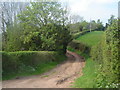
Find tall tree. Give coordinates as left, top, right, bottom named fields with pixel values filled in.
left=70, top=15, right=83, bottom=24
left=8, top=2, right=72, bottom=52
left=0, top=2, right=29, bottom=50
left=96, top=19, right=104, bottom=31
left=18, top=2, right=68, bottom=27
left=108, top=15, right=115, bottom=25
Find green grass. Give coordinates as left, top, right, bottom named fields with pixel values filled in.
left=68, top=31, right=104, bottom=88
left=76, top=31, right=104, bottom=47
left=67, top=47, right=89, bottom=59
left=72, top=58, right=97, bottom=88
left=72, top=56, right=97, bottom=88
left=3, top=55, right=66, bottom=80
left=68, top=48, right=97, bottom=88
left=73, top=59, right=97, bottom=88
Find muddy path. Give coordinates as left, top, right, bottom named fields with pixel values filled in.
left=2, top=50, right=85, bottom=88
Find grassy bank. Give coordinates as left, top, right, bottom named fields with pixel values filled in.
left=74, top=57, right=96, bottom=88
left=68, top=47, right=97, bottom=88
left=76, top=31, right=104, bottom=47
left=68, top=31, right=104, bottom=88
left=2, top=51, right=66, bottom=80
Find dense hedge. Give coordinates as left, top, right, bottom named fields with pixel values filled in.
left=69, top=30, right=101, bottom=55
left=91, top=20, right=120, bottom=88
left=68, top=30, right=94, bottom=55
left=68, top=40, right=90, bottom=55
left=72, top=30, right=97, bottom=39
left=91, top=41, right=104, bottom=64
left=1, top=51, right=65, bottom=77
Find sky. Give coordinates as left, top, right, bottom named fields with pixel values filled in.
left=61, top=0, right=119, bottom=25
left=0, top=0, right=119, bottom=25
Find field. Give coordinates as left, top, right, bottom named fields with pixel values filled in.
left=76, top=31, right=104, bottom=46
left=69, top=31, right=104, bottom=88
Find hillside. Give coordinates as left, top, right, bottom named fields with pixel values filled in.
left=69, top=31, right=104, bottom=88
left=76, top=31, right=104, bottom=47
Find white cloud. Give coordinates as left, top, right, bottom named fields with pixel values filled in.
left=69, top=0, right=93, bottom=13
left=68, top=0, right=118, bottom=12
left=95, top=0, right=118, bottom=3
left=70, top=0, right=89, bottom=12
left=67, top=0, right=118, bottom=24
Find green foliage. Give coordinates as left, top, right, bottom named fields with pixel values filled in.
left=91, top=20, right=120, bottom=88
left=19, top=24, right=71, bottom=52
left=18, top=2, right=67, bottom=26
left=22, top=31, right=42, bottom=51
left=68, top=40, right=90, bottom=55
left=96, top=19, right=104, bottom=31
left=67, top=47, right=97, bottom=88
left=79, top=21, right=89, bottom=31
left=2, top=51, right=66, bottom=80
left=68, top=31, right=105, bottom=88
left=5, top=23, right=24, bottom=51
left=90, top=41, right=104, bottom=64
left=108, top=15, right=115, bottom=25
left=72, top=58, right=97, bottom=88
left=72, top=30, right=90, bottom=39
left=40, top=24, right=71, bottom=52
left=68, top=22, right=87, bottom=34
left=68, top=21, right=89, bottom=33
left=3, top=2, right=71, bottom=52
left=72, top=32, right=82, bottom=39
left=68, top=31, right=104, bottom=57
left=68, top=19, right=104, bottom=35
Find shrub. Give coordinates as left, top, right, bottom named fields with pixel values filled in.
left=90, top=41, right=104, bottom=64
left=1, top=51, right=66, bottom=78
left=91, top=20, right=120, bottom=88
left=68, top=40, right=90, bottom=55
left=72, top=30, right=98, bottom=39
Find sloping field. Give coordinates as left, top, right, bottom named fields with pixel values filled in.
left=71, top=31, right=104, bottom=88
left=76, top=31, right=104, bottom=47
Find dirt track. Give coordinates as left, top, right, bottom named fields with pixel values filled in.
left=2, top=50, right=85, bottom=88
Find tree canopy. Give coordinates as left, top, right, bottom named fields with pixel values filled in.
left=4, top=2, right=72, bottom=53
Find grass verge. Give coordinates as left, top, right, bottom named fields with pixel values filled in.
left=67, top=31, right=104, bottom=88
left=68, top=46, right=97, bottom=88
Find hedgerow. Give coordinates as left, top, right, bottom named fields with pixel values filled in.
left=72, top=30, right=96, bottom=39
left=68, top=40, right=90, bottom=55
left=1, top=51, right=66, bottom=79
left=91, top=20, right=120, bottom=88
